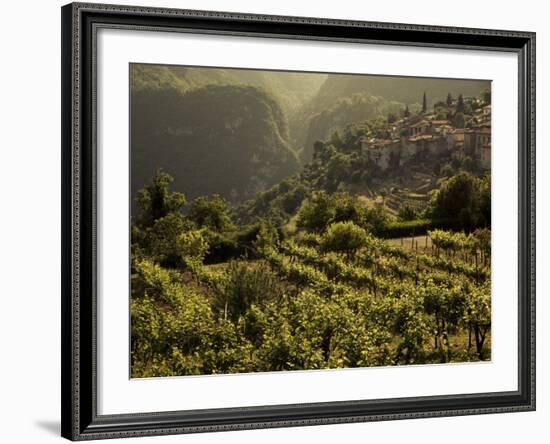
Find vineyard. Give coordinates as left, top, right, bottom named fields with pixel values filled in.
left=130, top=86, right=492, bottom=377
left=131, top=201, right=491, bottom=377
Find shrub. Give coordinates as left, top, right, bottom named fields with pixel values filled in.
left=177, top=229, right=209, bottom=266
left=398, top=204, right=418, bottom=221
left=297, top=191, right=338, bottom=232
left=136, top=169, right=186, bottom=227
left=187, top=194, right=232, bottom=231
left=143, top=213, right=192, bottom=266
left=201, top=229, right=242, bottom=263
left=321, top=221, right=369, bottom=255
left=253, top=220, right=280, bottom=257
left=376, top=218, right=456, bottom=239
left=218, top=261, right=281, bottom=322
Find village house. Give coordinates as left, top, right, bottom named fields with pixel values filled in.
left=464, top=123, right=491, bottom=161
left=359, top=106, right=491, bottom=171
left=409, top=120, right=431, bottom=136
left=359, top=137, right=400, bottom=169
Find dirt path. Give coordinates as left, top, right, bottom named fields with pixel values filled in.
left=387, top=234, right=433, bottom=253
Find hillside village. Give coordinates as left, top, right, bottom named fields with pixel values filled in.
left=360, top=94, right=491, bottom=171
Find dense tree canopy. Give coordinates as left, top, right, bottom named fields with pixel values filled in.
left=427, top=171, right=490, bottom=229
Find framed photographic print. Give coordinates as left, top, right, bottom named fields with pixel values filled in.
left=61, top=2, right=536, bottom=440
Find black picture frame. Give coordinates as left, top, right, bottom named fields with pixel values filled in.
left=61, top=2, right=536, bottom=440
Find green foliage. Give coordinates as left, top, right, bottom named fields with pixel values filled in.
left=398, top=204, right=418, bottom=221
left=136, top=168, right=186, bottom=227
left=456, top=94, right=465, bottom=113
left=132, top=213, right=492, bottom=375
left=377, top=218, right=453, bottom=239
left=187, top=194, right=233, bottom=231
left=422, top=92, right=427, bottom=113
left=253, top=220, right=280, bottom=257
left=427, top=171, right=489, bottom=230
left=132, top=171, right=193, bottom=265
left=216, top=261, right=282, bottom=322
left=307, top=74, right=487, bottom=122
left=132, top=84, right=299, bottom=209
left=130, top=83, right=493, bottom=377
left=142, top=213, right=192, bottom=266
left=301, top=93, right=403, bottom=161
left=473, top=228, right=491, bottom=258
left=453, top=111, right=465, bottom=128
left=200, top=229, right=242, bottom=263
left=393, top=293, right=431, bottom=364
left=464, top=282, right=491, bottom=359
left=429, top=229, right=473, bottom=252
left=178, top=230, right=209, bottom=266
left=297, top=192, right=338, bottom=233
left=296, top=192, right=386, bottom=234
left=131, top=259, right=218, bottom=376
left=321, top=221, right=369, bottom=255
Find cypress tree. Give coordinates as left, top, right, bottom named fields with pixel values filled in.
left=456, top=94, right=465, bottom=113
left=422, top=92, right=427, bottom=113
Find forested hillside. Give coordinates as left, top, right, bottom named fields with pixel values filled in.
left=131, top=64, right=326, bottom=113
left=308, top=74, right=489, bottom=112
left=131, top=64, right=325, bottom=142
left=130, top=65, right=330, bottom=211
left=300, top=93, right=403, bottom=161
left=131, top=84, right=300, bottom=209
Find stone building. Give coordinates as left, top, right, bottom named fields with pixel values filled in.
left=360, top=137, right=400, bottom=169
left=359, top=110, right=491, bottom=171
left=464, top=124, right=491, bottom=160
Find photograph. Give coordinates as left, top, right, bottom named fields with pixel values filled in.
left=57, top=1, right=537, bottom=440
left=129, top=64, right=493, bottom=378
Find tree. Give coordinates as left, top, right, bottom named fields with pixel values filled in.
left=325, top=152, right=352, bottom=192
left=297, top=192, right=338, bottom=233
left=456, top=94, right=465, bottom=113
left=363, top=204, right=388, bottom=234
left=320, top=221, right=369, bottom=256
left=398, top=205, right=418, bottom=221
left=387, top=112, right=398, bottom=124
left=403, top=105, right=410, bottom=118
left=297, top=192, right=373, bottom=233
left=482, top=88, right=491, bottom=105
left=177, top=229, right=209, bottom=266
left=253, top=220, right=280, bottom=257
left=453, top=112, right=465, bottom=129
left=446, top=92, right=453, bottom=107
left=136, top=169, right=186, bottom=227
left=187, top=194, right=232, bottom=231
left=423, top=280, right=467, bottom=363
left=478, top=173, right=491, bottom=227
left=219, top=261, right=281, bottom=322
left=145, top=213, right=191, bottom=266
left=428, top=171, right=483, bottom=229
left=422, top=92, right=427, bottom=114
left=464, top=283, right=491, bottom=359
